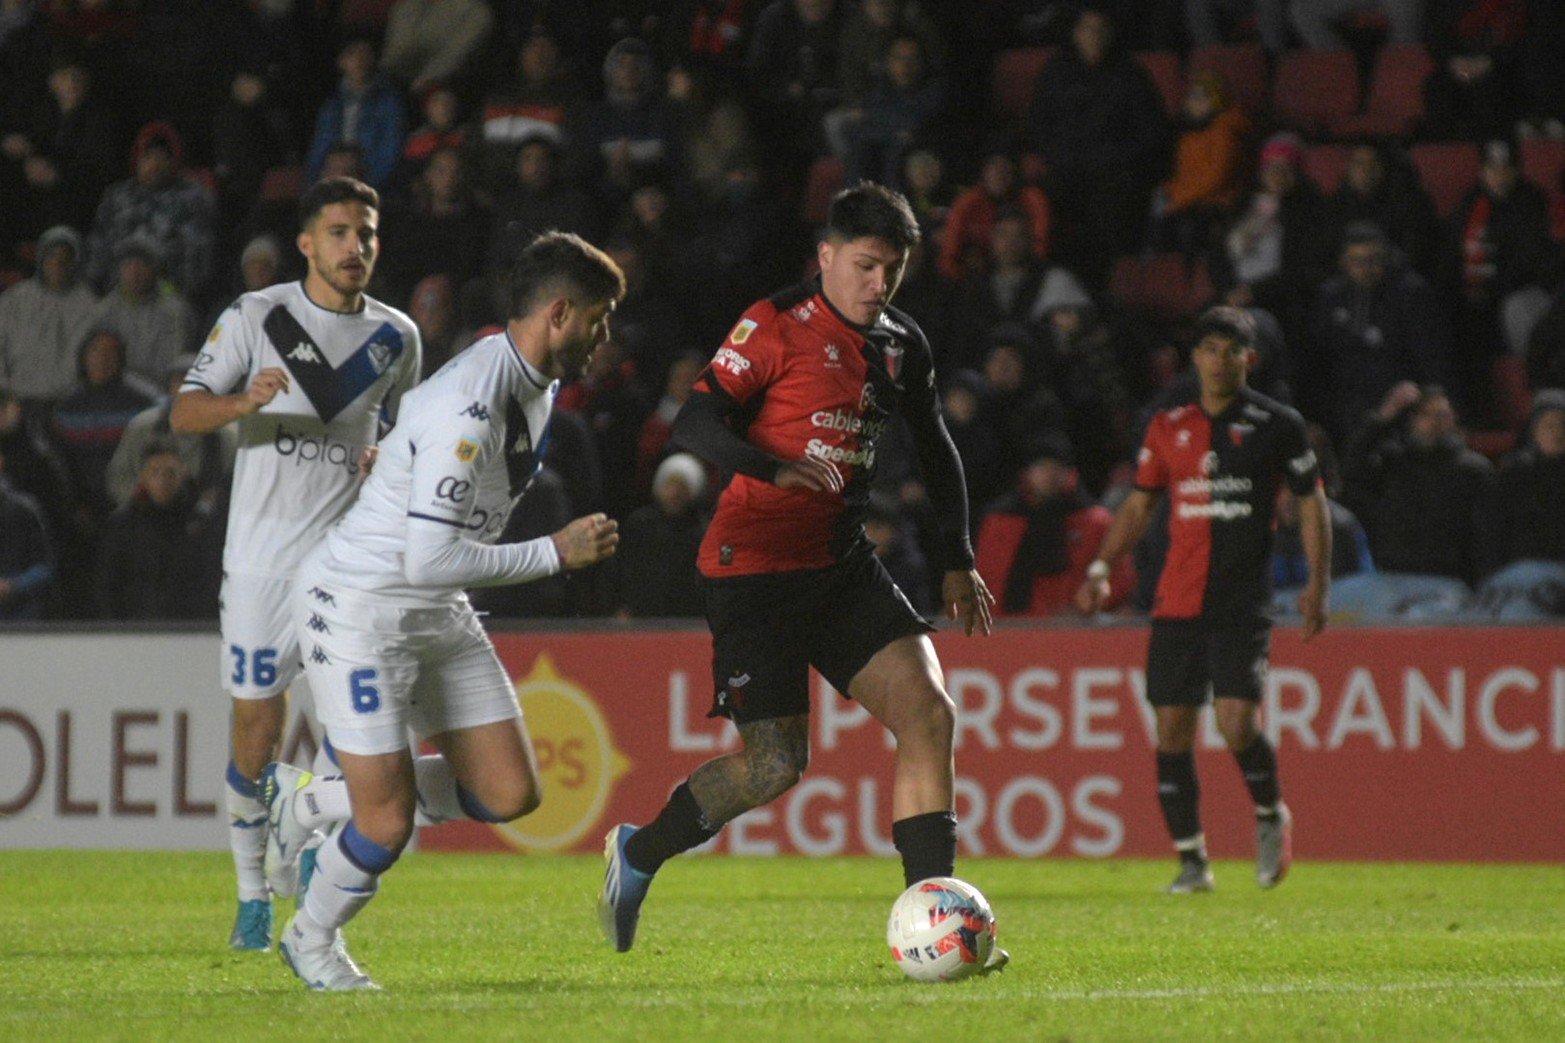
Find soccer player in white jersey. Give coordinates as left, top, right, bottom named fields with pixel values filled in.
left=260, top=232, right=624, bottom=991
left=170, top=177, right=422, bottom=952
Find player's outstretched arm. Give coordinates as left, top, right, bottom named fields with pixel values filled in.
left=551, top=513, right=619, bottom=569
left=170, top=368, right=290, bottom=434
left=1076, top=488, right=1158, bottom=614
left=942, top=569, right=995, bottom=637
left=1295, top=485, right=1332, bottom=640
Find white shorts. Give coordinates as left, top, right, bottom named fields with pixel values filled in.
left=293, top=583, right=521, bottom=756
left=220, top=573, right=304, bottom=700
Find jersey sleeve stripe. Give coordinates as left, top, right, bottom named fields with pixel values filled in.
left=180, top=379, right=217, bottom=393
left=407, top=511, right=467, bottom=528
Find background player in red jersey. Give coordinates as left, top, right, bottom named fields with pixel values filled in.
left=597, top=182, right=999, bottom=960
left=1077, top=306, right=1331, bottom=894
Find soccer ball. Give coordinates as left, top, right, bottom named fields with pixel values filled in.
left=886, top=876, right=997, bottom=983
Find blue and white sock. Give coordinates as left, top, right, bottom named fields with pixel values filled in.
left=225, top=762, right=269, bottom=901
left=296, top=822, right=401, bottom=940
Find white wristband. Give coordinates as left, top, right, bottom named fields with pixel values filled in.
left=1086, top=560, right=1110, bottom=582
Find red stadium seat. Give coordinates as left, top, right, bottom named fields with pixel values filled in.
left=1330, top=43, right=1433, bottom=139
left=259, top=165, right=305, bottom=202
left=1188, top=43, right=1268, bottom=116
left=1272, top=49, right=1359, bottom=135
left=1303, top=143, right=1353, bottom=194
left=1409, top=141, right=1480, bottom=219
left=802, top=155, right=844, bottom=227
left=1520, top=138, right=1564, bottom=194
left=990, top=47, right=1055, bottom=123
left=1135, top=51, right=1185, bottom=118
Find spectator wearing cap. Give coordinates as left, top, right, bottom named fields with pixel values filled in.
left=612, top=451, right=710, bottom=619
left=568, top=38, right=684, bottom=203
left=89, top=234, right=196, bottom=394
left=105, top=354, right=237, bottom=510
left=238, top=234, right=283, bottom=292
left=938, top=149, right=1052, bottom=283
left=305, top=38, right=405, bottom=189
left=1497, top=388, right=1565, bottom=566
left=96, top=438, right=217, bottom=620
left=1301, top=221, right=1449, bottom=449
left=974, top=433, right=1133, bottom=617
left=1151, top=70, right=1250, bottom=257
left=0, top=224, right=97, bottom=404
left=84, top=122, right=216, bottom=298
left=381, top=0, right=494, bottom=96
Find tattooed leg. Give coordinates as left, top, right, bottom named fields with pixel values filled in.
left=687, top=715, right=811, bottom=827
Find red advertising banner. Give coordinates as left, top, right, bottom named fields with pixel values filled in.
left=420, top=624, right=1565, bottom=862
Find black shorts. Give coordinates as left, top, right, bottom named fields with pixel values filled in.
left=1145, top=616, right=1272, bottom=707
left=702, top=551, right=934, bottom=725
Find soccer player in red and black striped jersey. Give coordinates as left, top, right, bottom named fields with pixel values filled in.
left=1078, top=306, right=1331, bottom=894
left=597, top=183, right=999, bottom=958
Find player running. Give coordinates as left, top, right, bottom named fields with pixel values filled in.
left=262, top=232, right=623, bottom=990
left=171, top=177, right=421, bottom=951
left=1077, top=305, right=1331, bottom=893
left=597, top=182, right=1000, bottom=963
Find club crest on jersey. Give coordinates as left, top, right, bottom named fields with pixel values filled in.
left=730, top=318, right=757, bottom=344
left=1200, top=450, right=1219, bottom=475
left=455, top=438, right=479, bottom=463
left=1229, top=422, right=1254, bottom=446
left=367, top=339, right=394, bottom=375
left=881, top=344, right=903, bottom=381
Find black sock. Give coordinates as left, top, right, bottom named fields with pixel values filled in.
left=623, top=782, right=719, bottom=875
left=892, top=810, right=957, bottom=888
left=1156, top=751, right=1203, bottom=851
left=1234, top=735, right=1281, bottom=812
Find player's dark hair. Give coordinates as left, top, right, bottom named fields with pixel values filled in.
left=1194, top=305, right=1257, bottom=349
left=826, top=181, right=921, bottom=252
left=298, top=177, right=379, bottom=230
left=506, top=231, right=626, bottom=318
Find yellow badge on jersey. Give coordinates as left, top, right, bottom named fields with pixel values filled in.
left=207, top=324, right=222, bottom=343
left=730, top=318, right=758, bottom=345
left=455, top=439, right=479, bottom=463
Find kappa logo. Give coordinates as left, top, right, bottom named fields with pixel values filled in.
left=310, top=647, right=330, bottom=665
left=461, top=402, right=490, bottom=422
left=288, top=342, right=324, bottom=364
left=308, top=586, right=336, bottom=606
left=823, top=343, right=842, bottom=368
left=306, top=613, right=329, bottom=633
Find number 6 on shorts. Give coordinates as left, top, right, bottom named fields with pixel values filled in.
left=350, top=668, right=381, bottom=714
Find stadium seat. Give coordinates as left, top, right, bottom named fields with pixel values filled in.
left=1188, top=43, right=1267, bottom=116
left=1134, top=51, right=1184, bottom=118
left=1107, top=253, right=1214, bottom=322
left=1409, top=141, right=1480, bottom=219
left=1303, top=143, right=1352, bottom=194
left=1272, top=49, right=1359, bottom=135
left=1520, top=138, right=1564, bottom=194
left=990, top=46, right=1054, bottom=123
left=1329, top=43, right=1433, bottom=139
left=259, top=165, right=305, bottom=202
left=802, top=155, right=844, bottom=227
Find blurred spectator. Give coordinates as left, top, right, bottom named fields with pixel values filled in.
left=901, top=148, right=953, bottom=235
left=379, top=146, right=488, bottom=305
left=1424, top=0, right=1533, bottom=140
left=683, top=155, right=784, bottom=336
left=1218, top=131, right=1332, bottom=336
left=609, top=236, right=695, bottom=399
left=1027, top=6, right=1168, bottom=286
left=863, top=489, right=934, bottom=614
left=978, top=328, right=1066, bottom=482
left=477, top=27, right=578, bottom=193
left=1273, top=421, right=1375, bottom=587
left=669, top=0, right=753, bottom=69
left=408, top=274, right=461, bottom=377
left=381, top=0, right=494, bottom=96
left=211, top=68, right=291, bottom=226
left=305, top=38, right=405, bottom=189
left=89, top=234, right=196, bottom=394
left=394, top=82, right=470, bottom=192
left=1343, top=382, right=1499, bottom=586
left=1439, top=138, right=1555, bottom=423
left=569, top=37, right=683, bottom=202
left=636, top=351, right=705, bottom=496
left=317, top=141, right=368, bottom=182
left=238, top=233, right=283, bottom=292
left=841, top=33, right=945, bottom=187
left=0, top=57, right=122, bottom=243
left=1497, top=388, right=1565, bottom=565
left=96, top=438, right=216, bottom=619
left=938, top=149, right=1051, bottom=282
left=1322, top=142, right=1438, bottom=278
left=973, top=433, right=1131, bottom=617
left=938, top=370, right=1006, bottom=516
left=613, top=451, right=708, bottom=618
left=1150, top=71, right=1250, bottom=257
left=745, top=0, right=847, bottom=162
left=1528, top=276, right=1565, bottom=389
left=0, top=224, right=96, bottom=403
left=49, top=327, right=154, bottom=519
left=1290, top=0, right=1420, bottom=49
left=1301, top=221, right=1449, bottom=448
left=0, top=437, right=55, bottom=619
left=85, top=122, right=216, bottom=298
left=105, top=355, right=237, bottom=510
left=488, top=135, right=604, bottom=275
left=0, top=384, right=75, bottom=539
left=555, top=336, right=650, bottom=519
left=1185, top=0, right=1291, bottom=53
left=667, top=60, right=755, bottom=207
left=951, top=209, right=1051, bottom=369
left=833, top=0, right=944, bottom=123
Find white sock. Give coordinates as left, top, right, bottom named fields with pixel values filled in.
left=225, top=778, right=269, bottom=901
left=413, top=755, right=465, bottom=824
left=296, top=775, right=353, bottom=830
left=298, top=833, right=381, bottom=937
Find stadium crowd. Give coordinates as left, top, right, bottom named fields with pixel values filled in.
left=2, top=0, right=1564, bottom=624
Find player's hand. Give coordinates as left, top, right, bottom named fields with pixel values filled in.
left=774, top=454, right=843, bottom=495
left=1298, top=585, right=1328, bottom=641
left=358, top=446, right=378, bottom=477
left=240, top=367, right=290, bottom=414
left=552, top=513, right=618, bottom=569
left=1076, top=574, right=1111, bottom=615
left=943, top=570, right=994, bottom=637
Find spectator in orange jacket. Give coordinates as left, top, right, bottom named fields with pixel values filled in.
left=1151, top=70, right=1250, bottom=256
left=938, top=149, right=1051, bottom=282
left=974, top=433, right=1132, bottom=617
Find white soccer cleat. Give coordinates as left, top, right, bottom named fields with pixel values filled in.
left=278, top=915, right=379, bottom=992
left=1256, top=803, right=1294, bottom=889
left=260, top=762, right=319, bottom=899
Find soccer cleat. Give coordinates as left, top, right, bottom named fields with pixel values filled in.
left=1256, top=803, right=1294, bottom=889
left=260, top=762, right=319, bottom=899
left=1165, top=861, right=1215, bottom=894
left=278, top=915, right=379, bottom=991
left=228, top=898, right=273, bottom=951
left=981, top=946, right=1010, bottom=975
left=598, top=824, right=653, bottom=952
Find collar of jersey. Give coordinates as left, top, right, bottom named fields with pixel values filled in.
left=808, top=278, right=871, bottom=342
left=504, top=326, right=553, bottom=393
left=296, top=279, right=369, bottom=316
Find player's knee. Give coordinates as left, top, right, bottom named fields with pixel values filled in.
left=895, top=688, right=955, bottom=751
left=743, top=746, right=806, bottom=805
left=353, top=805, right=415, bottom=853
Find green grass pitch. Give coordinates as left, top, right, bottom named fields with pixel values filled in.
left=3, top=851, right=1564, bottom=1041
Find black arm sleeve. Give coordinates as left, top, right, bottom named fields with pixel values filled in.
left=891, top=320, right=974, bottom=571
left=670, top=381, right=781, bottom=483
